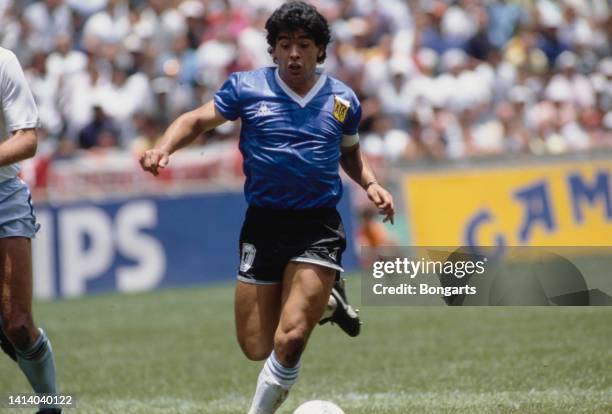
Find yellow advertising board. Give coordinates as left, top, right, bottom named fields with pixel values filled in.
left=404, top=160, right=612, bottom=246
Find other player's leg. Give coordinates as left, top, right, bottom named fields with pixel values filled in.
left=248, top=262, right=335, bottom=414
left=319, top=274, right=361, bottom=337
left=0, top=237, right=60, bottom=413
left=0, top=313, right=17, bottom=361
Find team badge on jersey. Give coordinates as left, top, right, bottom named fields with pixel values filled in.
left=332, top=96, right=350, bottom=123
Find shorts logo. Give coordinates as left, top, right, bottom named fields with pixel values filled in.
left=333, top=96, right=350, bottom=123
left=240, top=243, right=256, bottom=272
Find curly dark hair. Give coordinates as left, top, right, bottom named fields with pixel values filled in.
left=265, top=1, right=331, bottom=64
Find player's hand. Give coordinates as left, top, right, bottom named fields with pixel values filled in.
left=139, top=148, right=170, bottom=176
left=366, top=183, right=395, bottom=224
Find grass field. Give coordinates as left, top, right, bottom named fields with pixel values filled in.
left=0, top=277, right=610, bottom=414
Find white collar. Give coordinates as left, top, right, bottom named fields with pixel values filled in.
left=274, top=68, right=327, bottom=108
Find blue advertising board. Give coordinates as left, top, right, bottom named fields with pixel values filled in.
left=32, top=190, right=358, bottom=299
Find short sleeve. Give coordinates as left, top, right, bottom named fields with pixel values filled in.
left=214, top=72, right=241, bottom=121
left=342, top=94, right=362, bottom=135
left=1, top=51, right=39, bottom=132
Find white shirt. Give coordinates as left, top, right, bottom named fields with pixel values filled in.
left=23, top=2, right=72, bottom=52
left=83, top=6, right=131, bottom=45
left=0, top=47, right=40, bottom=181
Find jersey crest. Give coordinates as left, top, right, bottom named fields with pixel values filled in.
left=333, top=96, right=350, bottom=123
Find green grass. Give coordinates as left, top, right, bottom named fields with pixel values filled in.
left=1, top=277, right=610, bottom=413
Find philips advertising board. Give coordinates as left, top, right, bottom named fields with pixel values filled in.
left=32, top=190, right=358, bottom=299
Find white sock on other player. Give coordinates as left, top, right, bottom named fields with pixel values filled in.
left=16, top=328, right=59, bottom=410
left=248, top=350, right=300, bottom=414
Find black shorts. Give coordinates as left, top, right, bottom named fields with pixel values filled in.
left=237, top=206, right=346, bottom=284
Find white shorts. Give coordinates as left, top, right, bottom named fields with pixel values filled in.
left=0, top=177, right=39, bottom=239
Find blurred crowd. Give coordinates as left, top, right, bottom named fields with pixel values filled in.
left=0, top=0, right=611, bottom=165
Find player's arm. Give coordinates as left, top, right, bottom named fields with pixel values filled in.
left=0, top=128, right=38, bottom=167
left=139, top=100, right=227, bottom=176
left=0, top=51, right=39, bottom=166
left=340, top=143, right=395, bottom=224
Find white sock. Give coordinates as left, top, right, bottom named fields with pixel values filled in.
left=16, top=328, right=59, bottom=409
left=248, top=350, right=300, bottom=414
left=320, top=295, right=337, bottom=321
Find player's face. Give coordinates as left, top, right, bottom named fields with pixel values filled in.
left=273, top=30, right=323, bottom=88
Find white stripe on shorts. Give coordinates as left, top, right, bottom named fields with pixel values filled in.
left=236, top=275, right=281, bottom=285
left=289, top=257, right=344, bottom=272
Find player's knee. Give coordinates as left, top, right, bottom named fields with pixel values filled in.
left=3, top=313, right=35, bottom=350
left=237, top=335, right=273, bottom=361
left=274, top=326, right=308, bottom=365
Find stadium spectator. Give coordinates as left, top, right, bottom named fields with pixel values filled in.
left=23, top=0, right=72, bottom=53
left=487, top=0, right=521, bottom=49
left=46, top=33, right=86, bottom=80
left=78, top=101, right=121, bottom=149
left=466, top=6, right=496, bottom=61
left=377, top=56, right=414, bottom=130
left=421, top=1, right=465, bottom=54
left=25, top=51, right=63, bottom=139
left=130, top=112, right=162, bottom=155
left=82, top=0, right=131, bottom=52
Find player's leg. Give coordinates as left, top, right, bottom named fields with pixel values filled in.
left=234, top=281, right=281, bottom=361
left=319, top=274, right=361, bottom=337
left=0, top=313, right=18, bottom=361
left=275, top=262, right=334, bottom=366
left=0, top=238, right=38, bottom=348
left=235, top=205, right=287, bottom=360
left=248, top=262, right=335, bottom=414
left=0, top=237, right=60, bottom=412
left=291, top=207, right=361, bottom=337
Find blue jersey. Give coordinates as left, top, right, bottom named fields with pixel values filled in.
left=214, top=67, right=361, bottom=209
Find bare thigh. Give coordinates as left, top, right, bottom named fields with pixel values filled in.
left=0, top=237, right=38, bottom=349
left=273, top=262, right=335, bottom=367
left=234, top=281, right=282, bottom=361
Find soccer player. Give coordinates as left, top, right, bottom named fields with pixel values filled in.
left=140, top=2, right=394, bottom=413
left=0, top=47, right=61, bottom=414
